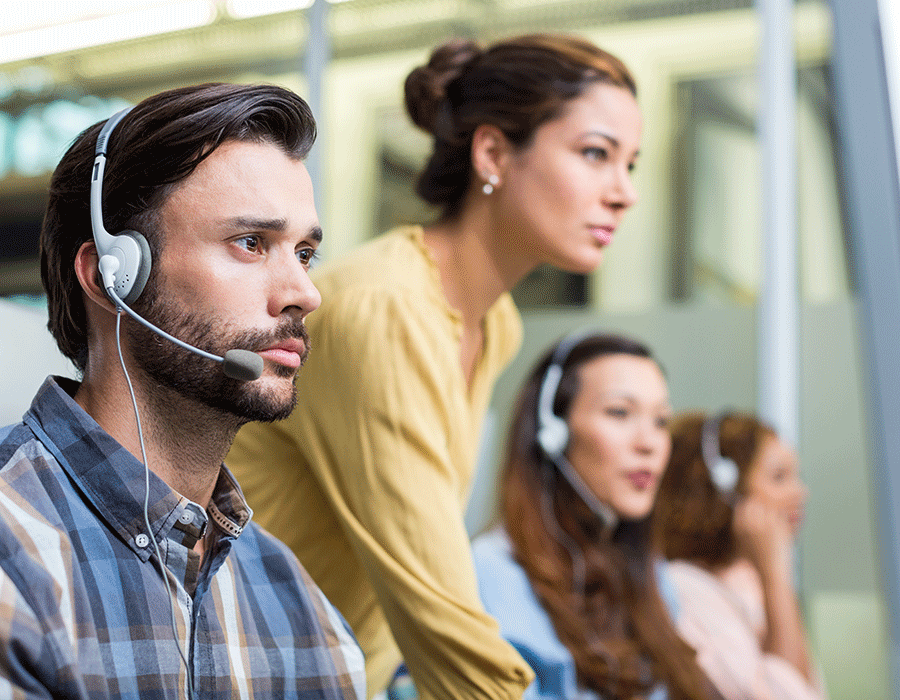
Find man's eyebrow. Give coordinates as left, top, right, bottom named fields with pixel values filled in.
left=222, top=218, right=322, bottom=243
left=223, top=216, right=288, bottom=231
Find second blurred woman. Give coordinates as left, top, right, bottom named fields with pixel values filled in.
left=653, top=412, right=823, bottom=700
left=229, top=34, right=643, bottom=700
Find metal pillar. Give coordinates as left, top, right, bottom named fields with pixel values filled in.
left=304, top=0, right=330, bottom=206
left=755, top=0, right=800, bottom=449
left=828, top=0, right=900, bottom=693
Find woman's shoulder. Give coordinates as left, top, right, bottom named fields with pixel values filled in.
left=308, top=227, right=447, bottom=329
left=472, top=528, right=601, bottom=700
left=666, top=558, right=724, bottom=589
left=666, top=559, right=741, bottom=616
left=471, top=529, right=523, bottom=593
left=667, top=558, right=764, bottom=632
left=471, top=528, right=568, bottom=657
left=675, top=558, right=765, bottom=617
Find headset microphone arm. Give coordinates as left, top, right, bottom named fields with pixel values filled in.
left=547, top=450, right=619, bottom=532
left=99, top=256, right=263, bottom=382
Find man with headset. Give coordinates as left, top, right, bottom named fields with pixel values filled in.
left=0, top=83, right=365, bottom=698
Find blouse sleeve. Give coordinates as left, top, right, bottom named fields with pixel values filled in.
left=667, top=560, right=825, bottom=700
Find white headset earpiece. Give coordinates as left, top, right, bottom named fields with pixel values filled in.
left=537, top=331, right=599, bottom=457
left=701, top=410, right=740, bottom=498
left=91, top=107, right=152, bottom=305
left=536, top=362, right=569, bottom=457
left=536, top=330, right=618, bottom=529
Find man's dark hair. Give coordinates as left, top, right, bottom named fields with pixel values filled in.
left=40, top=82, right=317, bottom=372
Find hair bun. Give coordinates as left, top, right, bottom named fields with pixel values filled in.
left=404, top=38, right=481, bottom=135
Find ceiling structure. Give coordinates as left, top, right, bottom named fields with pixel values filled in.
left=0, top=0, right=777, bottom=295
left=0, top=0, right=755, bottom=109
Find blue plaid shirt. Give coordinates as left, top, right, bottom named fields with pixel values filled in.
left=0, top=376, right=366, bottom=699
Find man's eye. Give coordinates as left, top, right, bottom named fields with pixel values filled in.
left=297, top=248, right=320, bottom=268
left=236, top=235, right=261, bottom=253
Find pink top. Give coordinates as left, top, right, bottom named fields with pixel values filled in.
left=667, top=559, right=825, bottom=700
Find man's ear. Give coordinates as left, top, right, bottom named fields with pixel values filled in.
left=470, top=124, right=511, bottom=189
left=74, top=241, right=117, bottom=313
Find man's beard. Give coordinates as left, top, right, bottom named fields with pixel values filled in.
left=125, top=286, right=309, bottom=423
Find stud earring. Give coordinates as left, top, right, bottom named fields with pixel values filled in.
left=482, top=174, right=500, bottom=195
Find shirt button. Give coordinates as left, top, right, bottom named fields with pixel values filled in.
left=178, top=511, right=194, bottom=525
left=135, top=534, right=150, bottom=548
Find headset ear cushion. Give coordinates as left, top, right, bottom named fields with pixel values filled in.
left=711, top=457, right=740, bottom=494
left=120, top=231, right=152, bottom=305
left=538, top=416, right=569, bottom=457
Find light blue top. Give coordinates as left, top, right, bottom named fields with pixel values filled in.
left=472, top=527, right=678, bottom=700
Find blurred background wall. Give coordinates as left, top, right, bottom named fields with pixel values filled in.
left=0, top=1, right=890, bottom=697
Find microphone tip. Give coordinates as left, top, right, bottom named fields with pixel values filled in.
left=222, top=349, right=264, bottom=382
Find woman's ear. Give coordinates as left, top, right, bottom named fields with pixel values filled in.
left=74, top=241, right=117, bottom=313
left=471, top=124, right=511, bottom=190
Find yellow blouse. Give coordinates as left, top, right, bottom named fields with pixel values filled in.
left=227, top=226, right=533, bottom=699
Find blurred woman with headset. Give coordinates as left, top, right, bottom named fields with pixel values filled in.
left=472, top=332, right=721, bottom=700
left=652, top=412, right=824, bottom=700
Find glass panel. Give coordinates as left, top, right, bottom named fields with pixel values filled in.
left=672, top=65, right=849, bottom=306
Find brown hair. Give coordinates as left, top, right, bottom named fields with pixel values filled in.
left=654, top=411, right=776, bottom=569
left=501, top=334, right=714, bottom=700
left=404, top=33, right=637, bottom=219
left=40, top=82, right=316, bottom=372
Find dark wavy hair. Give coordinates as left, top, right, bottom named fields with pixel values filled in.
left=654, top=411, right=776, bottom=569
left=40, top=82, right=316, bottom=372
left=404, top=33, right=637, bottom=220
left=501, top=333, right=715, bottom=700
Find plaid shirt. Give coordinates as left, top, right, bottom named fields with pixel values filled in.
left=0, top=377, right=366, bottom=699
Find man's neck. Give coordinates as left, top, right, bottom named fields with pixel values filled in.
left=74, top=371, right=240, bottom=508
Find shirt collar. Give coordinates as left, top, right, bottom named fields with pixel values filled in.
left=25, top=377, right=252, bottom=559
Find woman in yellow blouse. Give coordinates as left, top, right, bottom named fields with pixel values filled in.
left=228, top=33, right=643, bottom=700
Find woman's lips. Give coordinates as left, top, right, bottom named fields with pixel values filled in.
left=626, top=470, right=654, bottom=490
left=590, top=226, right=615, bottom=246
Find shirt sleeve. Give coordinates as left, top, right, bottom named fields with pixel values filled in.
left=0, top=535, right=90, bottom=698
left=290, top=288, right=533, bottom=700
left=667, top=561, right=824, bottom=700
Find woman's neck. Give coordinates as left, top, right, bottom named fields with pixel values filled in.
left=423, top=212, right=534, bottom=328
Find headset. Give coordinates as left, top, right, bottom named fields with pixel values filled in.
left=536, top=330, right=618, bottom=529
left=91, top=108, right=152, bottom=306
left=90, top=107, right=263, bottom=382
left=701, top=410, right=740, bottom=499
